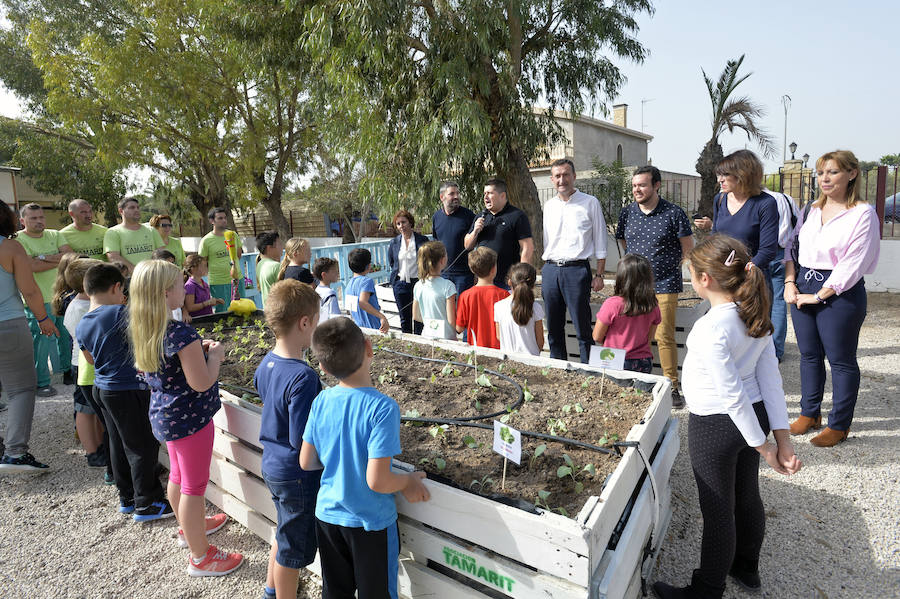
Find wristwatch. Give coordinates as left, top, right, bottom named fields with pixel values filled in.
left=37, top=254, right=46, bottom=261
left=814, top=292, right=826, bottom=304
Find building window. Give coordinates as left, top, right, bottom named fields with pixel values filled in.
left=616, top=144, right=623, bottom=163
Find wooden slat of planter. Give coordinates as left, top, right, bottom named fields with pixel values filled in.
left=585, top=419, right=679, bottom=587
left=399, top=517, right=588, bottom=599
left=212, top=429, right=263, bottom=478
left=207, top=452, right=277, bottom=523
left=204, top=478, right=276, bottom=545
left=213, top=397, right=263, bottom=450
left=400, top=559, right=495, bottom=599
left=394, top=463, right=592, bottom=586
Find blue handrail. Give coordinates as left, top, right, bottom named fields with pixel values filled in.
left=240, top=239, right=393, bottom=308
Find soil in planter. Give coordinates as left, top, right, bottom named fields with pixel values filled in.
left=211, top=317, right=655, bottom=518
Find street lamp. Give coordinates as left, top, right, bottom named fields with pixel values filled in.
left=802, top=153, right=809, bottom=167
left=789, top=141, right=797, bottom=160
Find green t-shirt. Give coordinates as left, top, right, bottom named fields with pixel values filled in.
left=163, top=236, right=185, bottom=267
left=198, top=232, right=234, bottom=285
left=16, top=229, right=65, bottom=302
left=103, top=224, right=164, bottom=266
left=257, top=257, right=281, bottom=304
left=59, top=223, right=108, bottom=260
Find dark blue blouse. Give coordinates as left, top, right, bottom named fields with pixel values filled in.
left=712, top=192, right=779, bottom=270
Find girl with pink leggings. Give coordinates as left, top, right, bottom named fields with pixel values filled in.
left=128, top=260, right=243, bottom=578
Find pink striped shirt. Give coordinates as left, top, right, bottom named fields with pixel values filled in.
left=790, top=203, right=880, bottom=294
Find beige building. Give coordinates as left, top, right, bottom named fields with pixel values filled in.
left=531, top=105, right=652, bottom=189
left=0, top=165, right=70, bottom=228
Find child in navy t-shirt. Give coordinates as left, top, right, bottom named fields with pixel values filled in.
left=254, top=279, right=323, bottom=599
left=76, top=263, right=170, bottom=520
left=301, top=318, right=430, bottom=599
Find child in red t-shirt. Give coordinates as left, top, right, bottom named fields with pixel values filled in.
left=456, top=247, right=508, bottom=349
left=592, top=254, right=661, bottom=373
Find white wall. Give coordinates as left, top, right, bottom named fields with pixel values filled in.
left=869, top=239, right=900, bottom=292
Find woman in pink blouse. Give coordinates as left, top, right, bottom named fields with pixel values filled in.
left=784, top=150, right=880, bottom=447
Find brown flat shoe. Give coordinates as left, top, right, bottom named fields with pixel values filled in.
left=789, top=414, right=822, bottom=435
left=810, top=427, right=849, bottom=447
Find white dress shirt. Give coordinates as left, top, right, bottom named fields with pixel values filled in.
left=397, top=236, right=418, bottom=283
left=541, top=190, right=607, bottom=261
left=681, top=302, right=789, bottom=446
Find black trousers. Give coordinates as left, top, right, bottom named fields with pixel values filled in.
left=82, top=383, right=113, bottom=480
left=315, top=519, right=400, bottom=599
left=95, top=387, right=164, bottom=509
left=392, top=279, right=422, bottom=335
left=688, top=402, right=770, bottom=597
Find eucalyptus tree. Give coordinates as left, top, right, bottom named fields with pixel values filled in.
left=695, top=54, right=775, bottom=216
left=248, top=0, right=652, bottom=257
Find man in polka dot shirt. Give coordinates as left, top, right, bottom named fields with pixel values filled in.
left=616, top=166, right=694, bottom=407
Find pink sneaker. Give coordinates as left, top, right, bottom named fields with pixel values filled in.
left=176, top=513, right=229, bottom=548
left=186, top=545, right=244, bottom=577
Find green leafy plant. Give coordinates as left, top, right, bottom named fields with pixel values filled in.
left=499, top=406, right=518, bottom=424
left=418, top=456, right=446, bottom=471
left=378, top=368, right=398, bottom=384
left=440, top=363, right=454, bottom=376
left=529, top=443, right=547, bottom=469
left=499, top=426, right=515, bottom=444
left=541, top=367, right=551, bottom=376
left=429, top=424, right=448, bottom=439
left=547, top=417, right=568, bottom=436
left=581, top=375, right=595, bottom=389
left=523, top=380, right=534, bottom=403
left=470, top=475, right=494, bottom=493
left=475, top=373, right=492, bottom=387
left=535, top=489, right=552, bottom=510
left=556, top=454, right=596, bottom=494
left=599, top=348, right=616, bottom=360
left=462, top=435, right=482, bottom=450
left=597, top=433, right=619, bottom=446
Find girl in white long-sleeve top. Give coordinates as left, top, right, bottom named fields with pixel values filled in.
left=652, top=234, right=802, bottom=599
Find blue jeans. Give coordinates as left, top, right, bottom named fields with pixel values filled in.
left=541, top=262, right=593, bottom=363
left=768, top=249, right=786, bottom=360
left=264, top=472, right=321, bottom=569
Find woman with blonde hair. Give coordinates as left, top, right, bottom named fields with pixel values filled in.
left=693, top=150, right=780, bottom=286
left=128, top=260, right=242, bottom=576
left=783, top=150, right=879, bottom=447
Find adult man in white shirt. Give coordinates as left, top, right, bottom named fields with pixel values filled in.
left=763, top=187, right=799, bottom=362
left=541, top=159, right=606, bottom=363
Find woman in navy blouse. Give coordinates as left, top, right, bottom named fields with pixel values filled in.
left=694, top=150, right=779, bottom=285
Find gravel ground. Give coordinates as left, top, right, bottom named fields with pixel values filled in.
left=1, top=293, right=898, bottom=598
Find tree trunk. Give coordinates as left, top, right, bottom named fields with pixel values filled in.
left=497, top=146, right=543, bottom=266
left=101, top=196, right=119, bottom=227
left=695, top=139, right=724, bottom=217
left=255, top=172, right=291, bottom=240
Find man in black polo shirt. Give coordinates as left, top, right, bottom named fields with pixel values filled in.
left=464, top=178, right=534, bottom=289
left=432, top=180, right=476, bottom=297
left=616, top=165, right=694, bottom=407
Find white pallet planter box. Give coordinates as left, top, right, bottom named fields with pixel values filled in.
left=192, top=330, right=678, bottom=599
left=375, top=282, right=708, bottom=368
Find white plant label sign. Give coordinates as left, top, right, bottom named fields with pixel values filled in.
left=492, top=420, right=522, bottom=465
left=589, top=346, right=626, bottom=371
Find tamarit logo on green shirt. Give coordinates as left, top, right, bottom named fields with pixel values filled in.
left=441, top=546, right=515, bottom=593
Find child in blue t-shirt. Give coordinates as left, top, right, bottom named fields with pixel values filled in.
left=254, top=279, right=323, bottom=599
left=76, top=263, right=172, bottom=520
left=301, top=318, right=430, bottom=599
left=128, top=259, right=242, bottom=577
left=344, top=248, right=389, bottom=332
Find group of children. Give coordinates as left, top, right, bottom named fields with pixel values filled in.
left=341, top=239, right=663, bottom=373
left=39, top=226, right=800, bottom=599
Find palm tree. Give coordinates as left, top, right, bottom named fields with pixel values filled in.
left=695, top=55, right=776, bottom=216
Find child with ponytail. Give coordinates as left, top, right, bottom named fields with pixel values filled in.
left=128, top=260, right=243, bottom=577
left=652, top=234, right=801, bottom=599
left=412, top=241, right=457, bottom=339
left=277, top=237, right=314, bottom=286
left=493, top=263, right=544, bottom=355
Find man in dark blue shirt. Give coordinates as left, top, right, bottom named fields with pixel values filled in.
left=464, top=178, right=534, bottom=289
left=432, top=181, right=475, bottom=297
left=616, top=166, right=693, bottom=407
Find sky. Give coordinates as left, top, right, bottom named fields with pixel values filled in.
left=2, top=1, right=899, bottom=178
left=608, top=0, right=900, bottom=174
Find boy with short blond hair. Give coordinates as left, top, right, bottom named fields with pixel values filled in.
left=254, top=279, right=323, bottom=599
left=301, top=318, right=430, bottom=599
left=456, top=246, right=509, bottom=348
